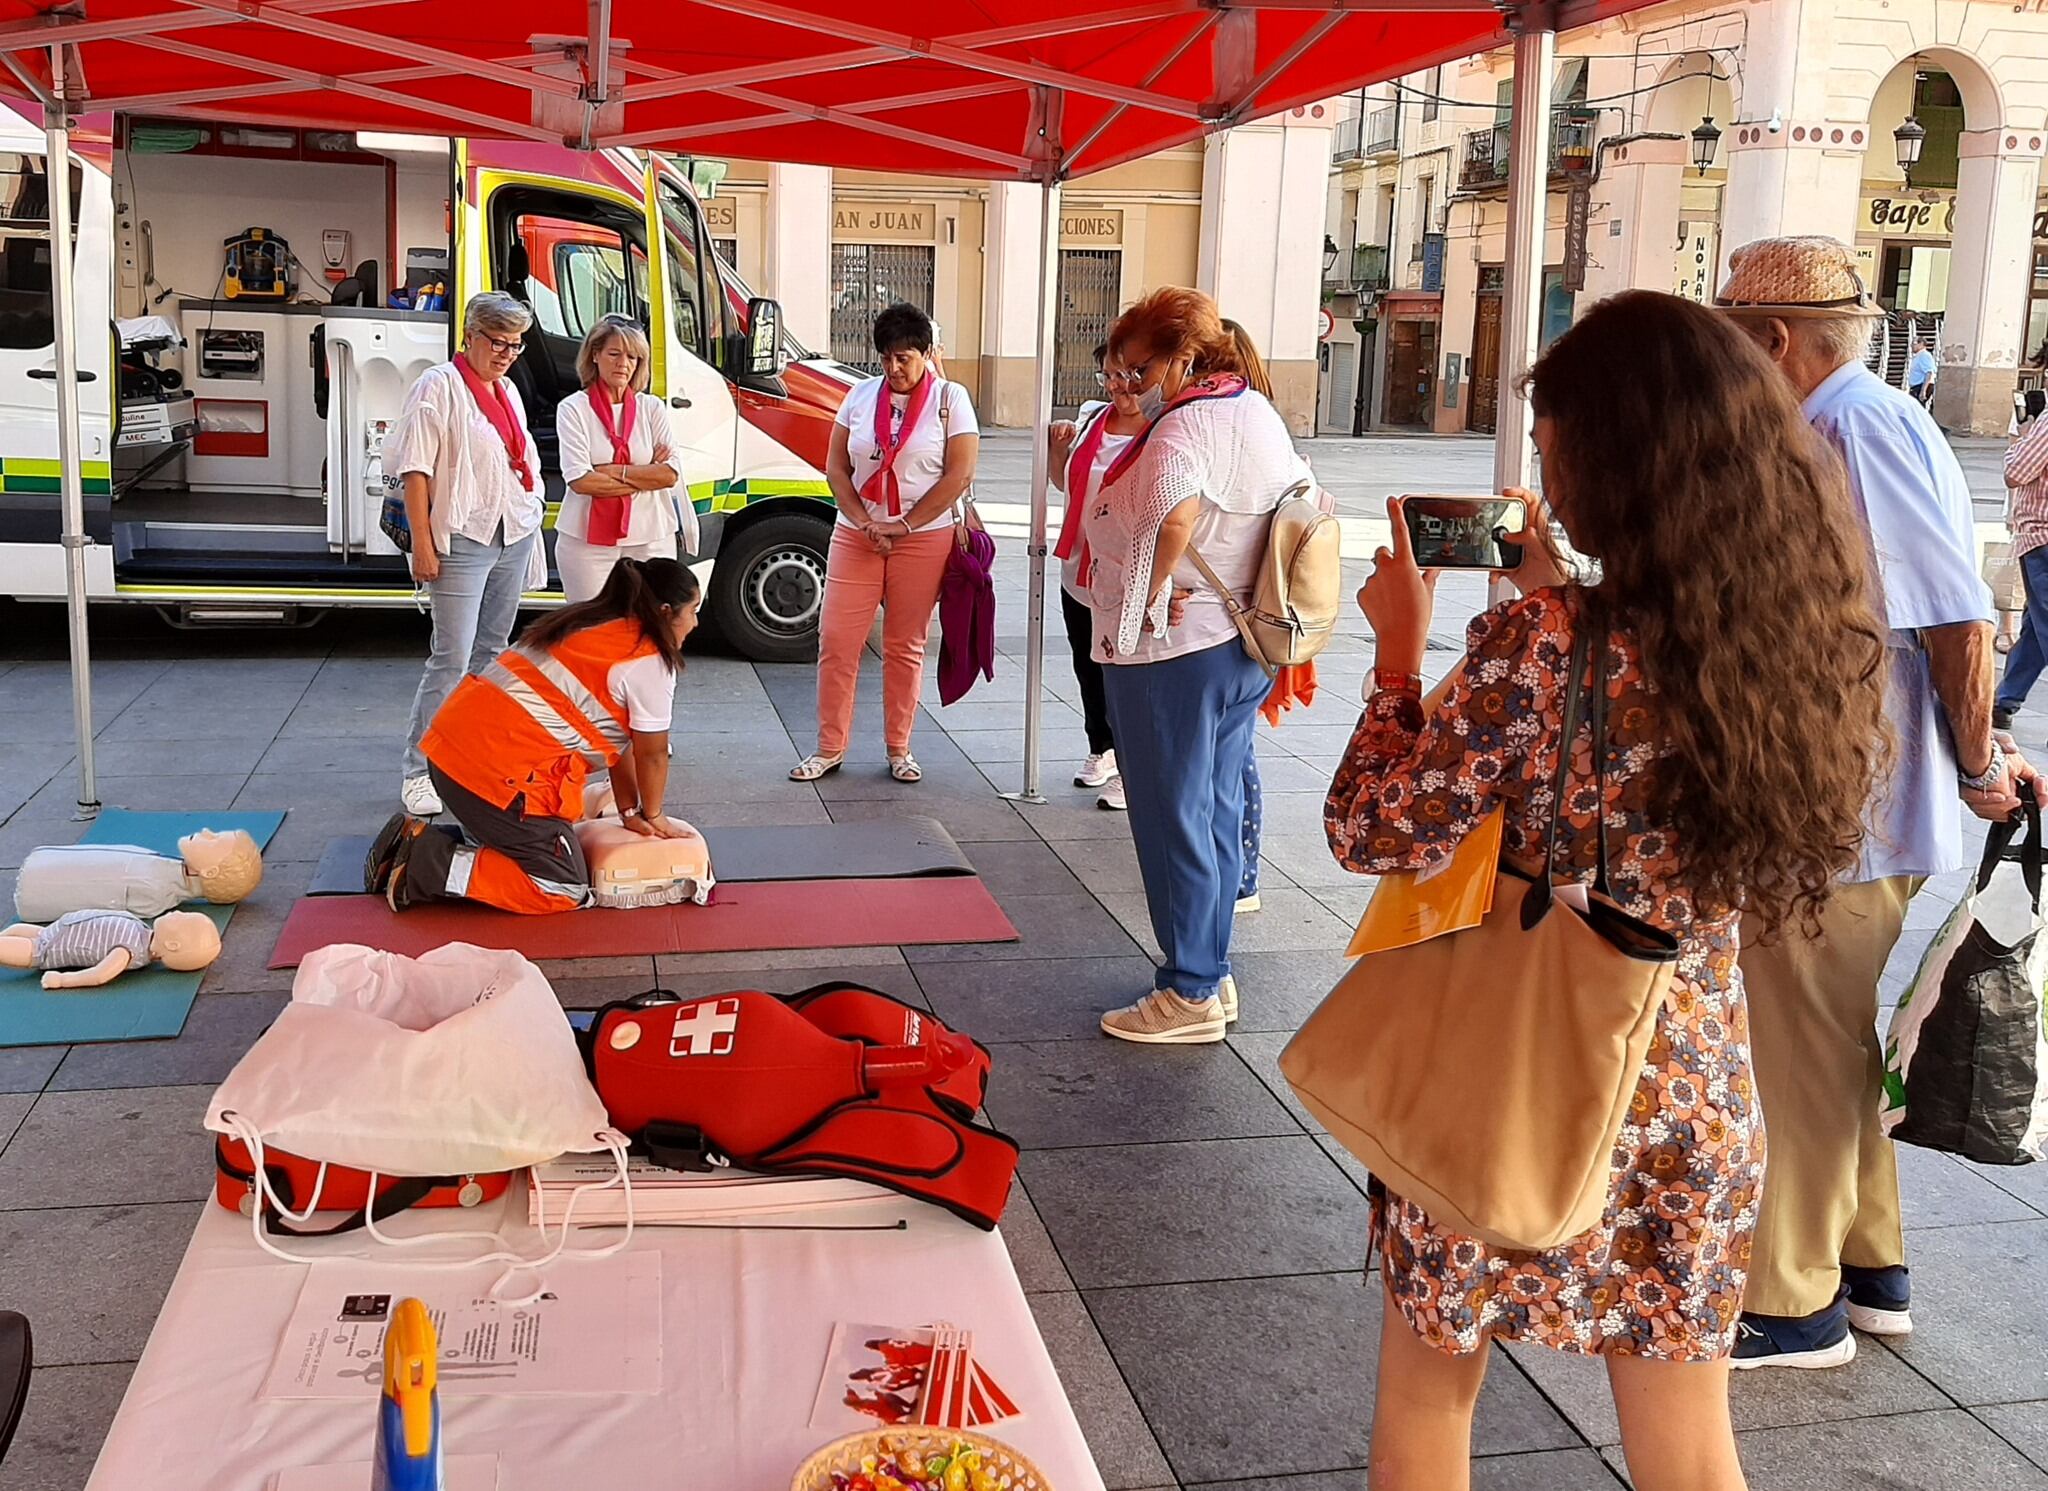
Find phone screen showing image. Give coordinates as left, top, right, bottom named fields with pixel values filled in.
left=1402, top=496, right=1528, bottom=570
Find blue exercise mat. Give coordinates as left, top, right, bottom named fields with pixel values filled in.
left=1, top=809, right=286, bottom=1048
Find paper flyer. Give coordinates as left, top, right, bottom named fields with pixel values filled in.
left=810, top=1321, right=1022, bottom=1433
left=260, top=1253, right=663, bottom=1401
left=272, top=1454, right=499, bottom=1490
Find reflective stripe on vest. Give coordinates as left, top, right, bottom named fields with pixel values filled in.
left=480, top=643, right=631, bottom=770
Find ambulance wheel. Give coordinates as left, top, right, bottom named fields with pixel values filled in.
left=710, top=511, right=832, bottom=663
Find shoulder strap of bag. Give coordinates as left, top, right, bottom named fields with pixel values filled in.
left=1523, top=622, right=1593, bottom=929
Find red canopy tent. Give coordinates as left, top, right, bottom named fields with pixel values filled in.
left=0, top=0, right=1643, bottom=809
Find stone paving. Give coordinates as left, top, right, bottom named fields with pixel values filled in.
left=2, top=433, right=2046, bottom=1490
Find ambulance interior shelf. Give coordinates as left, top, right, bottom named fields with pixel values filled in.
left=113, top=314, right=194, bottom=492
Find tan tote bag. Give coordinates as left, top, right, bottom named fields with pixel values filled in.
left=1281, top=627, right=1679, bottom=1252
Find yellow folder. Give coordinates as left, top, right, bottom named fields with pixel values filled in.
left=1346, top=805, right=1504, bottom=958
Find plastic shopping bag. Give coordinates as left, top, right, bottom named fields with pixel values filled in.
left=1881, top=805, right=2048, bottom=1165
left=206, top=942, right=614, bottom=1176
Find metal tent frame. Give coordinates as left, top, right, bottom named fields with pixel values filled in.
left=1, top=0, right=1588, bottom=815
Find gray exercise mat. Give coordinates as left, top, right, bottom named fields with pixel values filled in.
left=307, top=816, right=973, bottom=896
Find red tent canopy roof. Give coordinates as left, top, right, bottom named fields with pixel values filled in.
left=0, top=0, right=1652, bottom=179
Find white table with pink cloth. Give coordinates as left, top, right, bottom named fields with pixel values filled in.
left=83, top=1186, right=1103, bottom=1491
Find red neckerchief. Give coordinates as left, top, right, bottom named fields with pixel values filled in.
left=583, top=387, right=638, bottom=548
left=453, top=357, right=536, bottom=493
left=1054, top=405, right=1116, bottom=586
left=1100, top=373, right=1249, bottom=489
left=859, top=372, right=937, bottom=517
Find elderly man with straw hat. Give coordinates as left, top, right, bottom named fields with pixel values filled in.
left=1716, top=236, right=2044, bottom=1368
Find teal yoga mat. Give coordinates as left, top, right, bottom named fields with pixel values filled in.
left=1, top=809, right=286, bottom=1047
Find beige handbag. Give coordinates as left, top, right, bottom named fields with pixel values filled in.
left=1281, top=627, right=1680, bottom=1252
left=1185, top=480, right=1342, bottom=676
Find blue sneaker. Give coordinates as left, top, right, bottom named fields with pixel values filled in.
left=1843, top=1264, right=1913, bottom=1336
left=1731, top=1293, right=1857, bottom=1370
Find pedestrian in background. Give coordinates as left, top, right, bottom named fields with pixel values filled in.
left=1994, top=389, right=2048, bottom=728
left=1907, top=335, right=1937, bottom=407
left=1719, top=236, right=2042, bottom=1368
left=391, top=290, right=548, bottom=820
left=1330, top=289, right=1889, bottom=1491
left=792, top=303, right=979, bottom=785
left=554, top=314, right=698, bottom=603
left=1084, top=287, right=1307, bottom=1045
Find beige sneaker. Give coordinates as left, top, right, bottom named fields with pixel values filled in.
left=1100, top=988, right=1226, bottom=1045
left=1220, top=975, right=1239, bottom=1024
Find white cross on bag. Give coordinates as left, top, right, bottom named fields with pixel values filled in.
left=668, top=997, right=740, bottom=1057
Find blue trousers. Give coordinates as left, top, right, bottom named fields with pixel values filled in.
left=1997, top=545, right=2048, bottom=716
left=403, top=526, right=538, bottom=780
left=1102, top=640, right=1270, bottom=999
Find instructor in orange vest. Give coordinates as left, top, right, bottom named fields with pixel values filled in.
left=365, top=557, right=701, bottom=915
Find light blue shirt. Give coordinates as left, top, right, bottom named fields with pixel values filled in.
left=1908, top=348, right=1937, bottom=389
left=1804, top=362, right=1993, bottom=881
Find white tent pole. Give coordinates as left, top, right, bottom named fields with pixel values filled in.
left=1491, top=5, right=1555, bottom=505
left=47, top=43, right=98, bottom=820
left=1017, top=176, right=1061, bottom=804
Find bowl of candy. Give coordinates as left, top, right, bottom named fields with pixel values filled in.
left=792, top=1429, right=1049, bottom=1491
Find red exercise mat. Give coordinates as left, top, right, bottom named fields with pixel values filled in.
left=267, top=877, right=1019, bottom=968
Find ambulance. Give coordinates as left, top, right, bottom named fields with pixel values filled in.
left=0, top=111, right=862, bottom=661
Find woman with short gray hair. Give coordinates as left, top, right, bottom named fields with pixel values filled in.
left=388, top=289, right=549, bottom=818
left=554, top=313, right=697, bottom=603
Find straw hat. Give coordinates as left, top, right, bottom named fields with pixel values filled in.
left=1714, top=236, right=1880, bottom=318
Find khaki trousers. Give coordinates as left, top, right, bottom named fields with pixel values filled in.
left=1738, top=874, right=1918, bottom=1318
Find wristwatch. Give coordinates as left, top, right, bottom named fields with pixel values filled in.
left=1370, top=668, right=1423, bottom=699
left=1959, top=737, right=2006, bottom=793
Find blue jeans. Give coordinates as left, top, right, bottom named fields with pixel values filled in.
left=1240, top=752, right=1263, bottom=900
left=1996, top=545, right=2048, bottom=717
left=402, top=526, right=539, bottom=780
left=1102, top=640, right=1270, bottom=999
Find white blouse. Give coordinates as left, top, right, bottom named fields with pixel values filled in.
left=835, top=375, right=979, bottom=534
left=388, top=362, right=546, bottom=579
left=1054, top=400, right=1134, bottom=604
left=1082, top=390, right=1310, bottom=665
left=556, top=389, right=698, bottom=553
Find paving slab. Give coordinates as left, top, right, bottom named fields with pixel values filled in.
left=1001, top=1179, right=1074, bottom=1294
left=952, top=836, right=1087, bottom=899
left=1020, top=1137, right=1373, bottom=1289
left=0, top=1200, right=200, bottom=1364
left=1027, top=1290, right=1176, bottom=1491
left=1186, top=1452, right=1624, bottom=1491
left=1087, top=1272, right=1578, bottom=1483
left=3, top=1362, right=136, bottom=1491
left=909, top=891, right=1143, bottom=963
left=0, top=1091, right=31, bottom=1154
left=48, top=992, right=287, bottom=1091
left=1896, top=1143, right=2043, bottom=1229
left=1600, top=1409, right=2048, bottom=1490
left=1973, top=1401, right=2048, bottom=1475
left=1883, top=1219, right=2048, bottom=1405
left=1222, top=950, right=1356, bottom=1035
left=0, top=1042, right=64, bottom=1093
left=982, top=1039, right=1303, bottom=1151
left=0, top=1084, right=217, bottom=1208
left=911, top=955, right=1163, bottom=1044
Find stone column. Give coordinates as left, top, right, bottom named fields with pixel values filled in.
left=1581, top=136, right=1687, bottom=302
left=1195, top=106, right=1336, bottom=436
left=763, top=164, right=832, bottom=352
left=976, top=181, right=1048, bottom=428
left=1934, top=127, right=2046, bottom=434
left=1716, top=120, right=1863, bottom=282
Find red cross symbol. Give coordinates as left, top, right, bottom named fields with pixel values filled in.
left=668, top=997, right=740, bottom=1057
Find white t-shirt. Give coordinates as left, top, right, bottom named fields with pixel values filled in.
left=1056, top=401, right=1135, bottom=603
left=834, top=375, right=978, bottom=533
left=556, top=390, right=690, bottom=549
left=608, top=653, right=675, bottom=733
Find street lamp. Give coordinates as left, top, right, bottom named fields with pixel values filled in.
left=1690, top=116, right=1721, bottom=176
left=1323, top=234, right=1340, bottom=276
left=1894, top=115, right=1927, bottom=184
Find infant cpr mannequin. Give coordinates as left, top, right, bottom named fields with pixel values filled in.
left=0, top=909, right=223, bottom=990
left=15, top=829, right=263, bottom=923
left=574, top=815, right=715, bottom=908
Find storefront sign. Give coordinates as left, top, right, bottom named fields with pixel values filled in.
left=2034, top=195, right=2048, bottom=242
left=703, top=198, right=737, bottom=235
left=1561, top=184, right=1591, bottom=293
left=832, top=201, right=934, bottom=241
left=1420, top=233, right=1446, bottom=294
left=1674, top=220, right=1717, bottom=304
left=1059, top=208, right=1123, bottom=246
left=1862, top=193, right=1956, bottom=239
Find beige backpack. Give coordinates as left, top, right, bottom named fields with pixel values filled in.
left=1186, top=480, right=1342, bottom=675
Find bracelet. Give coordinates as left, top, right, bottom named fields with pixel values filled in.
left=1368, top=668, right=1423, bottom=701
left=1959, top=738, right=2006, bottom=793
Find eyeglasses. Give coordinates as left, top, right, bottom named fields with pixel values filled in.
left=1102, top=362, right=1153, bottom=391
left=473, top=333, right=525, bottom=356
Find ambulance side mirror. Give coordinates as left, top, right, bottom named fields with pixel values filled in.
left=745, top=298, right=787, bottom=380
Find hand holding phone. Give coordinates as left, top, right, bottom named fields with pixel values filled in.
left=1399, top=495, right=1528, bottom=570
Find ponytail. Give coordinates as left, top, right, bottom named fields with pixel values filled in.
left=521, top=556, right=700, bottom=671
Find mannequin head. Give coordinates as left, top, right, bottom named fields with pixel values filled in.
left=179, top=829, right=263, bottom=903
left=149, top=911, right=222, bottom=972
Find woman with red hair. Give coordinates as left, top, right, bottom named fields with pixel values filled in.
left=1081, top=287, right=1310, bottom=1045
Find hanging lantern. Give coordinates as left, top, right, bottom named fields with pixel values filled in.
left=1690, top=116, right=1721, bottom=176
left=1894, top=115, right=1927, bottom=183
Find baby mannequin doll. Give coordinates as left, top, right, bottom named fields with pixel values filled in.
left=0, top=909, right=223, bottom=990
left=14, top=829, right=263, bottom=923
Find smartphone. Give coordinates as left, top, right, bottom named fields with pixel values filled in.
left=1401, top=495, right=1528, bottom=570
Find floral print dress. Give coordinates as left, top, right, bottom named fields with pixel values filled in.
left=1324, top=590, right=1760, bottom=1362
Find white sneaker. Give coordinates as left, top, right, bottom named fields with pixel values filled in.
left=1219, top=975, right=1239, bottom=1023
left=1099, top=987, right=1226, bottom=1044
left=1075, top=749, right=1117, bottom=788
left=1235, top=892, right=1261, bottom=914
left=1097, top=776, right=1127, bottom=812
left=400, top=775, right=443, bottom=817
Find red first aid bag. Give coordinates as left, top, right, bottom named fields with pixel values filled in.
left=212, top=1135, right=513, bottom=1235
left=585, top=984, right=1017, bottom=1229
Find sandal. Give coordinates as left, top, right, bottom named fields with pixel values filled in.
left=789, top=754, right=844, bottom=782
left=888, top=754, right=923, bottom=783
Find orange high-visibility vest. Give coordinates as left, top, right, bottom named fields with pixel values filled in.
left=422, top=616, right=661, bottom=818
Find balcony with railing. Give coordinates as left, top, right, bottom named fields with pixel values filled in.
left=1456, top=110, right=1600, bottom=193
left=1331, top=115, right=1362, bottom=162
left=1324, top=242, right=1390, bottom=294
left=1364, top=105, right=1398, bottom=156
